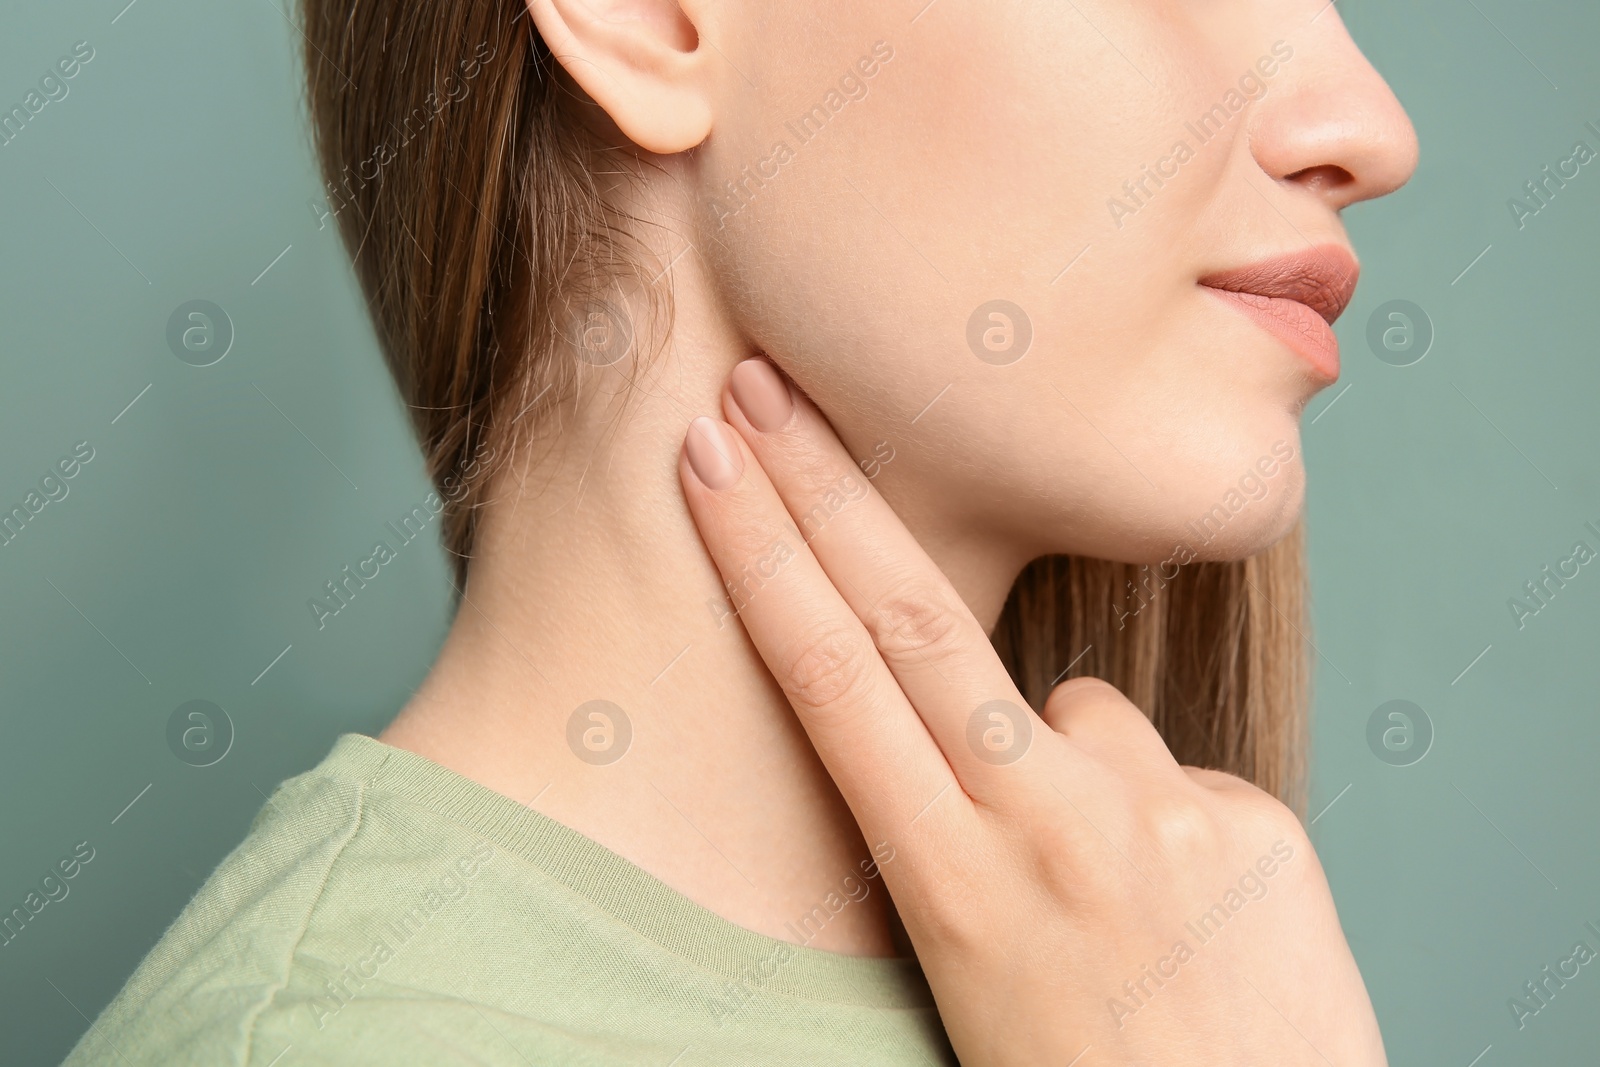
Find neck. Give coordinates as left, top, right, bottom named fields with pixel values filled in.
left=383, top=207, right=1030, bottom=957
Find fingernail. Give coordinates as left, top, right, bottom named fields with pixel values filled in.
left=685, top=417, right=743, bottom=490
left=729, top=359, right=793, bottom=433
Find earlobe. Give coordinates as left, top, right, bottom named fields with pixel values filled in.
left=526, top=0, right=712, bottom=155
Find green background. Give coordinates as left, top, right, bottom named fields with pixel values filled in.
left=0, top=0, right=1594, bottom=1062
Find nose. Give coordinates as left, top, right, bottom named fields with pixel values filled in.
left=1248, top=13, right=1419, bottom=211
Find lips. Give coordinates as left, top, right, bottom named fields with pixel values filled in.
left=1198, top=245, right=1359, bottom=382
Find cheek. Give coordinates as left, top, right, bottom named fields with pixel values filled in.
left=703, top=5, right=1313, bottom=562
left=704, top=13, right=1144, bottom=407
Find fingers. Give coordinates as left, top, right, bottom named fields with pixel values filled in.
left=1040, top=675, right=1186, bottom=776
left=1182, top=766, right=1255, bottom=792
left=677, top=416, right=964, bottom=839
left=1042, top=679, right=1264, bottom=808
left=1039, top=677, right=1149, bottom=743
left=719, top=359, right=1046, bottom=797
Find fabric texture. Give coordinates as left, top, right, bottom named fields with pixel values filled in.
left=62, top=733, right=955, bottom=1066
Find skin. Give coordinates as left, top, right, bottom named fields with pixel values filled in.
left=382, top=0, right=1418, bottom=1052
left=680, top=364, right=1385, bottom=1062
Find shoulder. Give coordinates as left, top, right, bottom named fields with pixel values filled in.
left=61, top=743, right=376, bottom=1066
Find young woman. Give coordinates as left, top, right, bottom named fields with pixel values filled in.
left=66, top=0, right=1417, bottom=1063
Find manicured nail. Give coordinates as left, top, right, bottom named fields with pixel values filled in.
left=686, top=416, right=743, bottom=490
left=729, top=359, right=793, bottom=433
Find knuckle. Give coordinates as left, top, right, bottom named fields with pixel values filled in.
left=788, top=456, right=856, bottom=528
left=1044, top=677, right=1157, bottom=746
left=1058, top=676, right=1125, bottom=703
left=890, top=832, right=988, bottom=952
left=1245, top=791, right=1310, bottom=844
left=781, top=624, right=876, bottom=714
left=1047, top=676, right=1125, bottom=721
left=1032, top=830, right=1095, bottom=898
left=1212, top=776, right=1304, bottom=836
left=1186, top=766, right=1257, bottom=795
left=1045, top=675, right=1126, bottom=711
left=866, top=581, right=964, bottom=663
left=1090, top=696, right=1145, bottom=737
left=1142, top=795, right=1222, bottom=866
left=1236, top=801, right=1316, bottom=883
left=900, top=876, right=983, bottom=952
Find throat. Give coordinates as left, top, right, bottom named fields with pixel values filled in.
left=380, top=465, right=900, bottom=957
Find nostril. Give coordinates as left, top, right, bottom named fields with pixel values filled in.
left=1283, top=163, right=1356, bottom=195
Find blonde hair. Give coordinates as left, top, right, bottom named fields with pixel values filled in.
left=300, top=0, right=1309, bottom=812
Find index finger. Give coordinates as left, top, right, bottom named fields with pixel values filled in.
left=720, top=360, right=1048, bottom=799
left=678, top=415, right=967, bottom=840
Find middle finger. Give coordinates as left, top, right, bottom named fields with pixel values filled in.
left=722, top=358, right=1045, bottom=793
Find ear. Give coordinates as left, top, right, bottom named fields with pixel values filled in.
left=527, top=0, right=712, bottom=154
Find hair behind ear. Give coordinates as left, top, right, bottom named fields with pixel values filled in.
left=300, top=0, right=664, bottom=587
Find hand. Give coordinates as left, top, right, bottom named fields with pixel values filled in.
left=677, top=358, right=1385, bottom=1066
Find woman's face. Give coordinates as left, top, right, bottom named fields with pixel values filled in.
left=696, top=0, right=1417, bottom=566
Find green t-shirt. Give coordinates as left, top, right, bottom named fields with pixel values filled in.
left=63, top=734, right=954, bottom=1066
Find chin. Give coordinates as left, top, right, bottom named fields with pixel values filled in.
left=1181, top=456, right=1306, bottom=563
